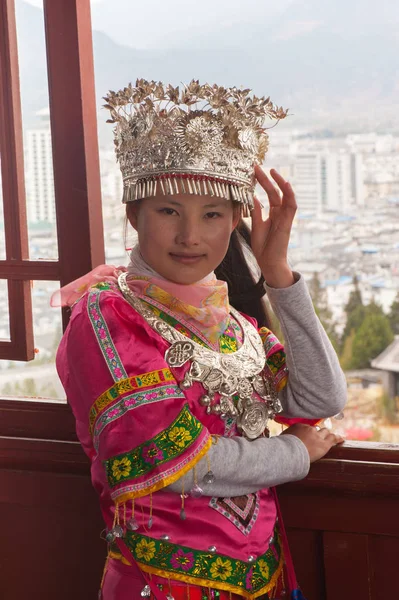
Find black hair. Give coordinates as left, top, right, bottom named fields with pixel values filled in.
left=215, top=219, right=272, bottom=329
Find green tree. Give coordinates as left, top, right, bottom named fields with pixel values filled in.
left=309, top=272, right=339, bottom=351
left=341, top=276, right=364, bottom=349
left=340, top=329, right=356, bottom=370
left=351, top=312, right=394, bottom=369
left=366, top=299, right=386, bottom=317
left=388, top=292, right=399, bottom=335
left=345, top=275, right=363, bottom=315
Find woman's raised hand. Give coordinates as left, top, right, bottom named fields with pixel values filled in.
left=250, top=165, right=297, bottom=288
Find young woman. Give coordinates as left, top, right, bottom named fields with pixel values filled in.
left=55, top=80, right=346, bottom=600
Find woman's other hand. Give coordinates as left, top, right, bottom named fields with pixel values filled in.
left=251, top=165, right=296, bottom=288
left=281, top=423, right=344, bottom=463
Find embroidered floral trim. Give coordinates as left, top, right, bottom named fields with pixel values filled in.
left=273, top=367, right=288, bottom=392
left=110, top=434, right=211, bottom=501
left=87, top=289, right=128, bottom=382
left=209, top=493, right=260, bottom=536
left=224, top=317, right=244, bottom=349
left=224, top=416, right=238, bottom=437
left=124, top=525, right=282, bottom=599
left=89, top=367, right=176, bottom=431
left=91, top=282, right=113, bottom=291
left=258, top=328, right=288, bottom=392
left=219, top=330, right=238, bottom=353
left=92, top=383, right=185, bottom=450
left=258, top=328, right=281, bottom=357
left=104, top=405, right=204, bottom=488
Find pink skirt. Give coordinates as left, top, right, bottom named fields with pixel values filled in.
left=101, top=558, right=146, bottom=599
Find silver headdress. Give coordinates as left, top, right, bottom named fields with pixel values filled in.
left=104, top=79, right=288, bottom=215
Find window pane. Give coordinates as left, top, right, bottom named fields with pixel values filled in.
left=0, top=280, right=65, bottom=400
left=101, top=150, right=133, bottom=264
left=14, top=0, right=59, bottom=260
left=0, top=280, right=10, bottom=340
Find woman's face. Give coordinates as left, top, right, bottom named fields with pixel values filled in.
left=128, top=194, right=240, bottom=284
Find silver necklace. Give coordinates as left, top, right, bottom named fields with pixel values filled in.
left=118, top=272, right=282, bottom=439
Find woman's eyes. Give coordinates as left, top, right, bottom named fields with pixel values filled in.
left=204, top=212, right=223, bottom=219
left=157, top=208, right=223, bottom=219
left=158, top=207, right=178, bottom=216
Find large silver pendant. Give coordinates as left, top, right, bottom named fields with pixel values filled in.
left=237, top=400, right=269, bottom=440
left=118, top=273, right=282, bottom=440
left=165, top=341, right=195, bottom=367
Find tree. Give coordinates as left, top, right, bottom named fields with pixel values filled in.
left=309, top=272, right=324, bottom=307
left=340, top=329, right=356, bottom=370
left=341, top=276, right=364, bottom=349
left=366, top=299, right=386, bottom=318
left=351, top=312, right=394, bottom=369
left=309, top=272, right=340, bottom=351
left=388, top=292, right=399, bottom=335
left=345, top=275, right=363, bottom=316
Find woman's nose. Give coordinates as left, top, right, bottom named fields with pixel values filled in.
left=175, top=219, right=200, bottom=246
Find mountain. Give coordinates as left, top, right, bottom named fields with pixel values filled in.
left=89, top=0, right=292, bottom=51
left=15, top=0, right=399, bottom=135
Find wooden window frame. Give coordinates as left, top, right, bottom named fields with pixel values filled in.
left=0, top=0, right=104, bottom=352
left=0, top=0, right=398, bottom=472
left=0, top=0, right=34, bottom=360
left=0, top=0, right=104, bottom=429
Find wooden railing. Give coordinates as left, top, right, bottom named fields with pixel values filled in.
left=1, top=400, right=398, bottom=599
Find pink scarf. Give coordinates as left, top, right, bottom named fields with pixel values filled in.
left=126, top=246, right=230, bottom=345
left=50, top=246, right=231, bottom=346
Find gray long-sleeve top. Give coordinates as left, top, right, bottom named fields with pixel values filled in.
left=166, top=273, right=347, bottom=497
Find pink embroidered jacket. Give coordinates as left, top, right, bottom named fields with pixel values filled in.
left=56, top=282, right=312, bottom=599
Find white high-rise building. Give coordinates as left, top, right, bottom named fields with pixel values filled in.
left=25, top=109, right=55, bottom=224
left=292, top=151, right=364, bottom=215
left=100, top=150, right=123, bottom=203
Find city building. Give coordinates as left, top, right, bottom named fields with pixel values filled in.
left=25, top=108, right=55, bottom=224
left=292, top=150, right=364, bottom=215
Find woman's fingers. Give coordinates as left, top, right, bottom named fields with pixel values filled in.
left=251, top=195, right=264, bottom=220
left=270, top=169, right=297, bottom=210
left=318, top=427, right=345, bottom=445
left=255, top=165, right=297, bottom=215
left=255, top=165, right=282, bottom=207
left=250, top=195, right=270, bottom=249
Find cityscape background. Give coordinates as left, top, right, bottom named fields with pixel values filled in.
left=0, top=0, right=398, bottom=443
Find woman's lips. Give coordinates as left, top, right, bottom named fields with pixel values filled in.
left=169, top=253, right=205, bottom=265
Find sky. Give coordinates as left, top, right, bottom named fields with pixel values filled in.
left=23, top=0, right=292, bottom=49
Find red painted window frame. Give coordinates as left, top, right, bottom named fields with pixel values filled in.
left=0, top=0, right=104, bottom=433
